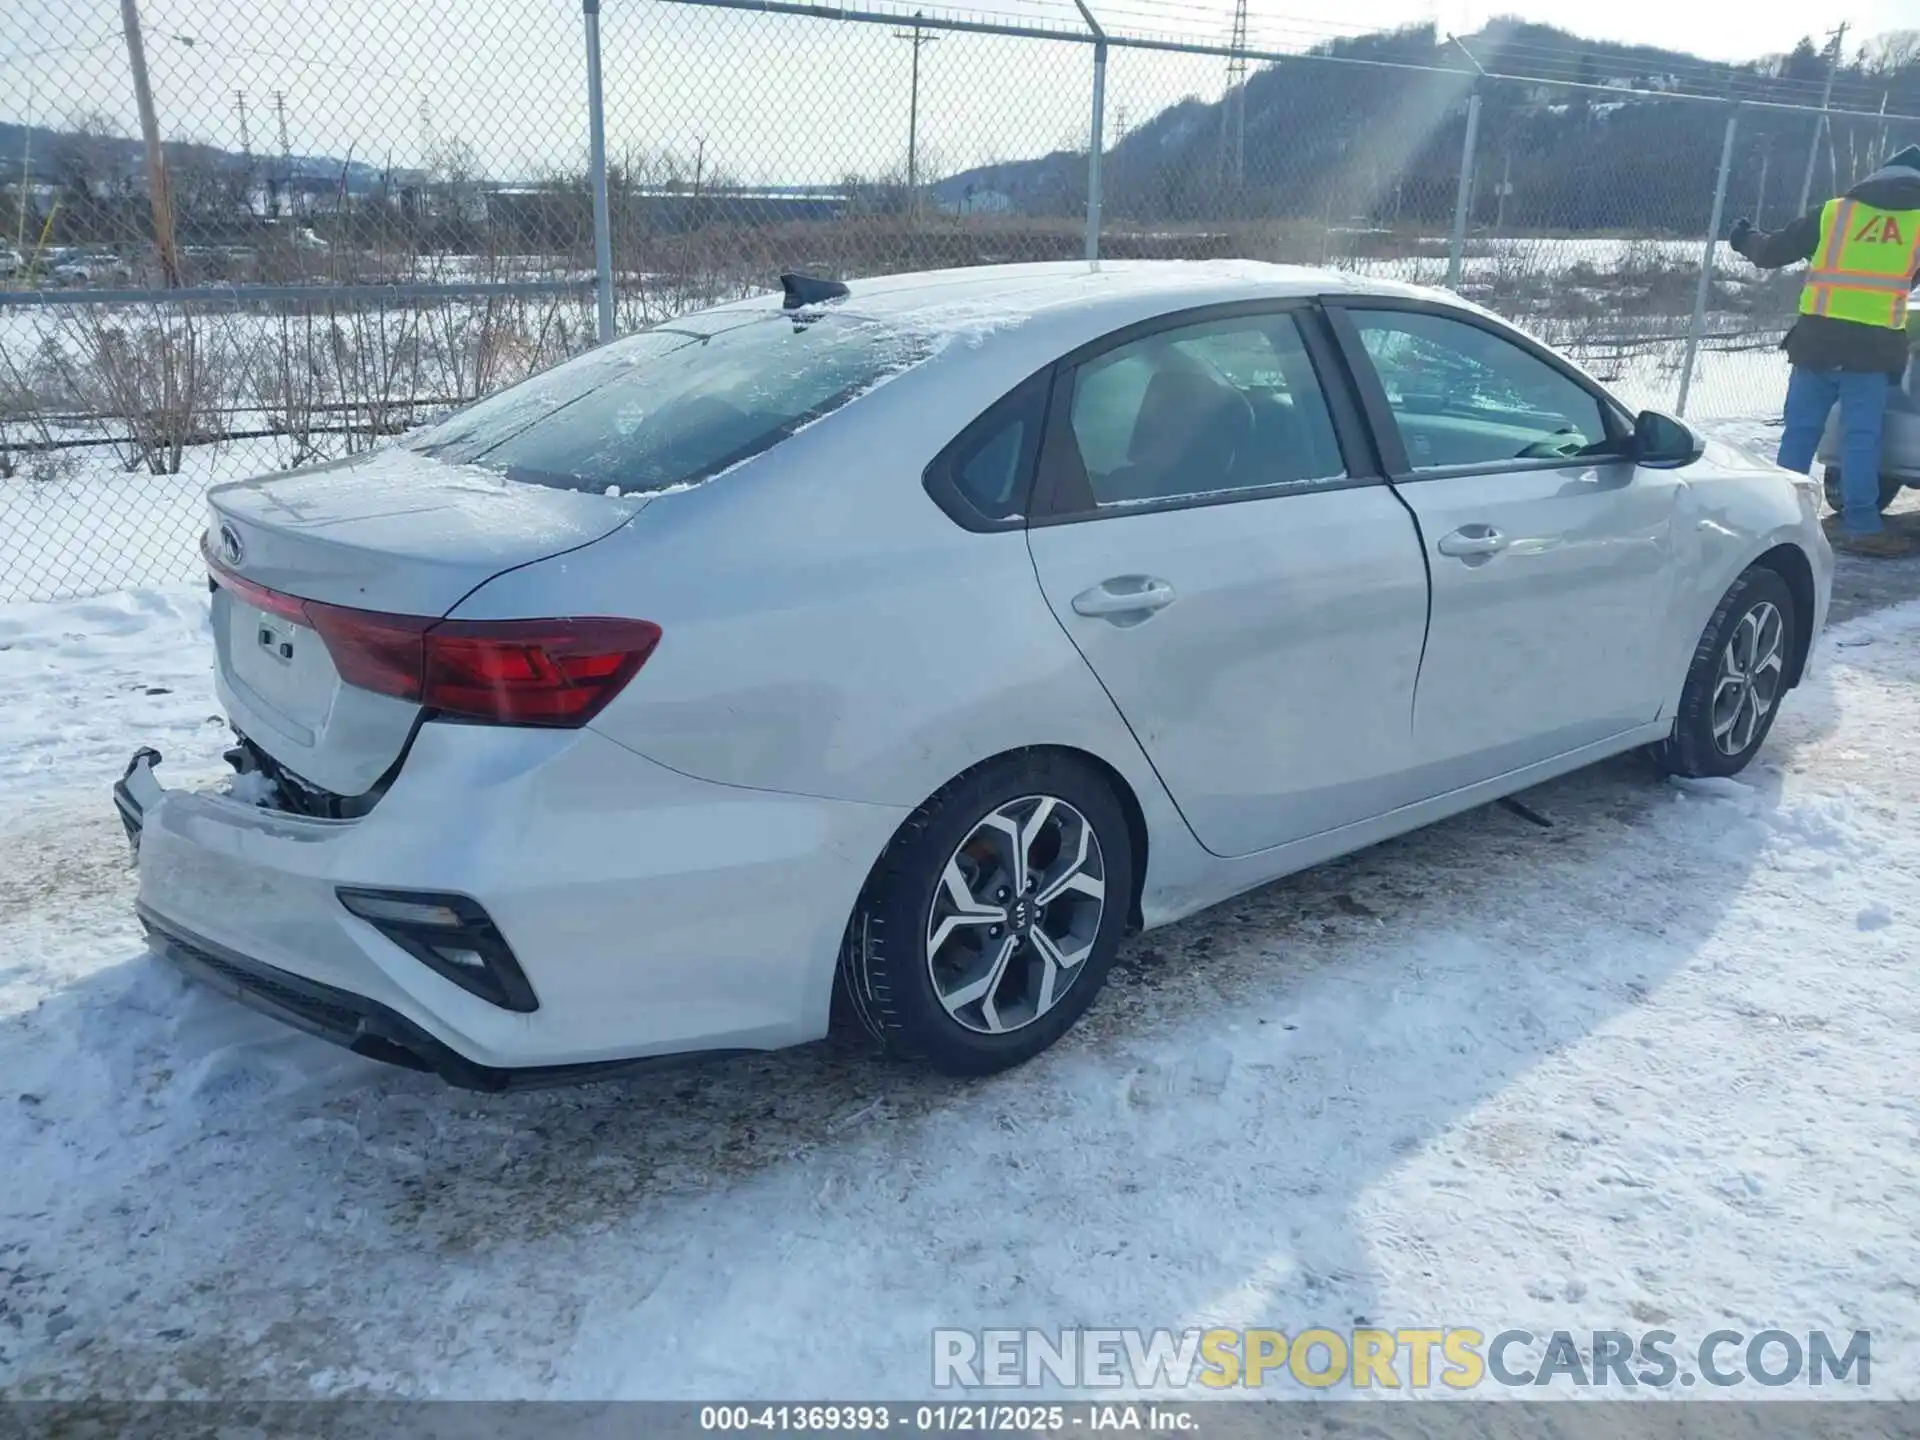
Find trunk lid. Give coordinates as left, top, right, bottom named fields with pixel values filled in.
left=208, top=447, right=648, bottom=613
left=206, top=448, right=648, bottom=798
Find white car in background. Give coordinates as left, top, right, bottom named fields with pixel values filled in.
left=1817, top=349, right=1920, bottom=515
left=116, top=261, right=1831, bottom=1090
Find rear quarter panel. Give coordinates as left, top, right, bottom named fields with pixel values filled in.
left=450, top=359, right=1197, bottom=876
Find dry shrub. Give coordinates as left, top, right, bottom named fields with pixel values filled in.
left=50, top=308, right=226, bottom=475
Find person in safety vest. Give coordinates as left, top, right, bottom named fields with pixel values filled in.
left=1728, top=143, right=1920, bottom=558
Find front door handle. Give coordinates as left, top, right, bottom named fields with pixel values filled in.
left=1071, top=576, right=1177, bottom=623
left=1437, top=525, right=1510, bottom=560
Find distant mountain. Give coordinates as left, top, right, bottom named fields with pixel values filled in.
left=935, top=20, right=1920, bottom=232
left=0, top=119, right=404, bottom=195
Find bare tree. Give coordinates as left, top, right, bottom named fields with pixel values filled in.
left=1859, top=30, right=1919, bottom=78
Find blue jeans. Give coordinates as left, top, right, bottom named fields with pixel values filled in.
left=1777, top=366, right=1890, bottom=536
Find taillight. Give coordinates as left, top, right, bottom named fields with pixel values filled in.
left=206, top=544, right=660, bottom=728
left=420, top=618, right=661, bottom=726
left=307, top=607, right=433, bottom=699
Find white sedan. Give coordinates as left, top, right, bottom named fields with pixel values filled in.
left=115, top=261, right=1832, bottom=1088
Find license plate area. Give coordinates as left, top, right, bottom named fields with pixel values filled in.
left=217, top=590, right=340, bottom=744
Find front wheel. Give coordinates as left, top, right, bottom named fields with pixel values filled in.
left=1654, top=565, right=1797, bottom=779
left=1822, top=466, right=1904, bottom=516
left=837, top=753, right=1134, bottom=1076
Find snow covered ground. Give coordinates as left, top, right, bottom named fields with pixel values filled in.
left=4, top=569, right=1920, bottom=1400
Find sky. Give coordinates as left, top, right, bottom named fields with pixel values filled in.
left=4, top=0, right=1915, bottom=187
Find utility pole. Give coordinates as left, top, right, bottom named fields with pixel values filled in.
left=1755, top=143, right=1770, bottom=229
left=233, top=89, right=253, bottom=217
left=1796, top=21, right=1845, bottom=215
left=1494, top=150, right=1512, bottom=231
left=417, top=97, right=437, bottom=169
left=15, top=83, right=33, bottom=264
left=119, top=0, right=183, bottom=286
left=892, top=14, right=938, bottom=211
left=276, top=92, right=297, bottom=222
left=271, top=90, right=291, bottom=218
left=1215, top=0, right=1248, bottom=189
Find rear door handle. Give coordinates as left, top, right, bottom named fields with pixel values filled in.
left=1071, top=576, right=1177, bottom=622
left=1436, top=525, right=1510, bottom=560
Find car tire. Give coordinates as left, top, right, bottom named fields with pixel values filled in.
left=837, top=752, right=1134, bottom=1076
left=1822, top=467, right=1903, bottom=516
left=1654, top=565, right=1797, bottom=780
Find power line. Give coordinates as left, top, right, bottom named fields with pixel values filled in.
left=0, top=33, right=123, bottom=69
left=151, top=31, right=435, bottom=89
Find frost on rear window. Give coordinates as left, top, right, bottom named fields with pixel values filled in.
left=404, top=313, right=932, bottom=495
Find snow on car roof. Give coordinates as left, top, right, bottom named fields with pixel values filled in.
left=703, top=259, right=1452, bottom=356
left=826, top=259, right=1364, bottom=312
left=678, top=260, right=1486, bottom=444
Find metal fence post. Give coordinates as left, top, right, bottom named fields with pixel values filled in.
left=1074, top=0, right=1106, bottom=266
left=1446, top=88, right=1481, bottom=291
left=1677, top=104, right=1739, bottom=418
left=1085, top=43, right=1107, bottom=265
left=582, top=0, right=617, bottom=344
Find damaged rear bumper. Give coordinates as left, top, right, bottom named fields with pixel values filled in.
left=112, top=749, right=553, bottom=1090
left=137, top=906, right=719, bottom=1092
left=115, top=749, right=740, bottom=1092
left=109, top=726, right=890, bottom=1089
left=113, top=747, right=165, bottom=851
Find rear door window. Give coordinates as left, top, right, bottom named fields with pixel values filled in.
left=406, top=313, right=932, bottom=494
left=1052, top=312, right=1349, bottom=511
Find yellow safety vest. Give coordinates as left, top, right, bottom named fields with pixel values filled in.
left=1800, top=197, right=1920, bottom=328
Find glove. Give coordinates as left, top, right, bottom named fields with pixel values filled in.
left=1729, top=217, right=1754, bottom=253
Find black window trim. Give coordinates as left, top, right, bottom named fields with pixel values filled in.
left=1322, top=296, right=1637, bottom=484
left=920, top=365, right=1056, bottom=533
left=1027, top=298, right=1385, bottom=528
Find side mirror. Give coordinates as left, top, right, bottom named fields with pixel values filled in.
left=1632, top=409, right=1705, bottom=469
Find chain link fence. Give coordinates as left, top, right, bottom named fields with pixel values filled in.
left=5, top=0, right=1918, bottom=601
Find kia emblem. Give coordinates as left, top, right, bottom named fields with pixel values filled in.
left=217, top=522, right=244, bottom=567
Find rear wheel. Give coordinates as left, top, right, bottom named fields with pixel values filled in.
left=1822, top=466, right=1904, bottom=516
left=1654, top=565, right=1797, bottom=779
left=837, top=753, right=1133, bottom=1076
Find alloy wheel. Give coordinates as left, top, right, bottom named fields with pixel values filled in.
left=1711, top=600, right=1785, bottom=757
left=925, top=795, right=1107, bottom=1036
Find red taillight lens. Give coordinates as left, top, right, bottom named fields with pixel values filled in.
left=206, top=549, right=310, bottom=625
left=308, top=606, right=434, bottom=700
left=421, top=618, right=661, bottom=726
left=207, top=550, right=660, bottom=728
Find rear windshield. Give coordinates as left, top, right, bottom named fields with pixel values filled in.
left=405, top=312, right=931, bottom=494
